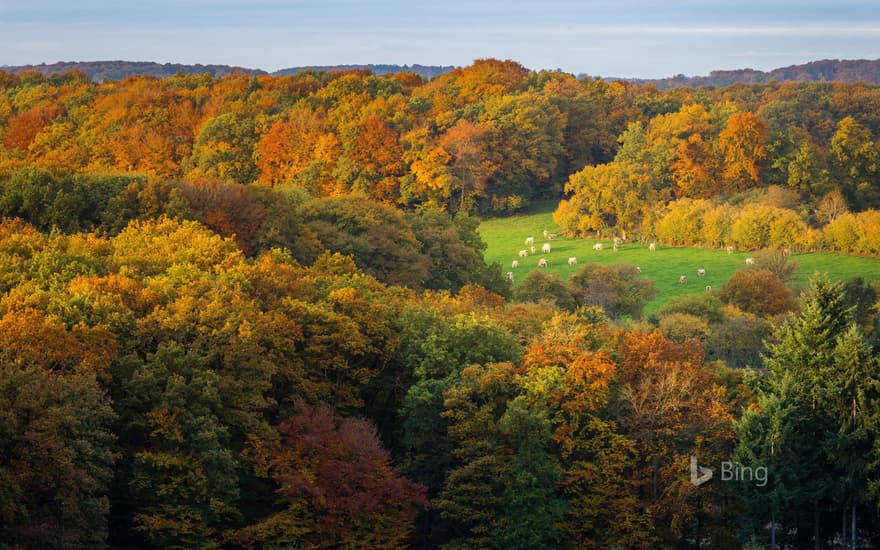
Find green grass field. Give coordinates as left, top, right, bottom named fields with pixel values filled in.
left=479, top=203, right=880, bottom=316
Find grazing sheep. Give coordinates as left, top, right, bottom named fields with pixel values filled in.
left=649, top=242, right=656, bottom=252
left=696, top=268, right=706, bottom=278
left=679, top=275, right=687, bottom=284
left=726, top=245, right=734, bottom=254
left=705, top=285, right=712, bottom=293
left=745, top=257, right=755, bottom=266
left=525, top=236, right=534, bottom=246
left=542, top=229, right=549, bottom=238
left=612, top=243, right=618, bottom=252
left=531, top=245, right=537, bottom=254
left=568, top=257, right=577, bottom=266
left=518, top=249, right=528, bottom=258
left=506, top=271, right=515, bottom=282
left=511, top=260, right=519, bottom=269
left=547, top=232, right=557, bottom=240
left=538, top=258, right=549, bottom=267
left=541, top=243, right=551, bottom=254
left=593, top=243, right=603, bottom=251
left=635, top=266, right=641, bottom=273
left=613, top=237, right=623, bottom=246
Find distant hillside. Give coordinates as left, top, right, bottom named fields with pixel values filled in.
left=271, top=64, right=456, bottom=79
left=0, top=60, right=266, bottom=81
left=0, top=61, right=455, bottom=82
left=608, top=58, right=880, bottom=89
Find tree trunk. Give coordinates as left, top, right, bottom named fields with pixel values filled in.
left=771, top=510, right=776, bottom=550
left=813, top=502, right=820, bottom=550
left=851, top=504, right=856, bottom=550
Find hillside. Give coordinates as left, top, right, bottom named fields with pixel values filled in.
left=604, top=58, right=880, bottom=88
left=0, top=60, right=454, bottom=81
left=0, top=60, right=266, bottom=81
left=272, top=63, right=455, bottom=79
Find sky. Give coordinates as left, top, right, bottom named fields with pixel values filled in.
left=2, top=0, right=880, bottom=78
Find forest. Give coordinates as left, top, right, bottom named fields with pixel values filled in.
left=0, top=59, right=879, bottom=548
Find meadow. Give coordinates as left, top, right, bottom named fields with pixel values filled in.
left=479, top=203, right=880, bottom=316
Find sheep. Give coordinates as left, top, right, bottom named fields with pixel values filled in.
left=518, top=249, right=528, bottom=258
left=547, top=232, right=557, bottom=240
left=525, top=236, right=534, bottom=246
left=745, top=257, right=755, bottom=266
left=696, top=268, right=706, bottom=278
left=568, top=257, right=577, bottom=266
left=782, top=247, right=792, bottom=257
left=538, top=258, right=549, bottom=267
left=542, top=243, right=551, bottom=254
left=726, top=245, right=734, bottom=254
left=593, top=243, right=603, bottom=251
left=613, top=243, right=618, bottom=252
left=542, top=229, right=549, bottom=238
left=635, top=266, right=641, bottom=273
left=506, top=271, right=515, bottom=282
left=511, top=260, right=519, bottom=269
left=679, top=275, right=687, bottom=284
left=531, top=245, right=537, bottom=254
left=705, top=285, right=712, bottom=293
left=649, top=242, right=656, bottom=252
left=613, top=236, right=623, bottom=246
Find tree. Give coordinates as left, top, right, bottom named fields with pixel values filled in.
left=718, top=269, right=796, bottom=317
left=718, top=112, right=768, bottom=192
left=830, top=116, right=880, bottom=209
left=255, top=108, right=341, bottom=193
left=184, top=113, right=259, bottom=183
left=569, top=263, right=656, bottom=319
left=735, top=275, right=879, bottom=547
left=237, top=402, right=427, bottom=548
left=614, top=330, right=734, bottom=544
left=758, top=275, right=856, bottom=547
left=512, top=270, right=577, bottom=310
left=0, top=309, right=116, bottom=548
left=555, top=160, right=657, bottom=238
left=437, top=120, right=496, bottom=211
left=299, top=195, right=430, bottom=288
left=434, top=362, right=519, bottom=549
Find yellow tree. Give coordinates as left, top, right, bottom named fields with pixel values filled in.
left=718, top=111, right=768, bottom=193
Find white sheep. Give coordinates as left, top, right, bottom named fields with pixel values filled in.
left=613, top=236, right=623, bottom=246
left=538, top=258, right=549, bottom=267
left=679, top=275, right=687, bottom=284
left=726, top=245, right=734, bottom=254
left=649, top=242, right=656, bottom=252
left=696, top=268, right=706, bottom=278
left=506, top=271, right=515, bottom=282
left=593, top=243, right=603, bottom=251
left=635, top=266, right=641, bottom=273
left=705, top=285, right=713, bottom=293
left=530, top=245, right=536, bottom=254
left=511, top=260, right=519, bottom=269
left=518, top=249, right=528, bottom=258
left=525, top=236, right=534, bottom=246
left=568, top=257, right=577, bottom=266
left=745, top=257, right=755, bottom=266
left=541, top=243, right=551, bottom=254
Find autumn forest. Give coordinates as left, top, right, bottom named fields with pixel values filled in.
left=1, top=59, right=880, bottom=548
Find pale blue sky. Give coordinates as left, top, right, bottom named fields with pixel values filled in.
left=2, top=1, right=879, bottom=78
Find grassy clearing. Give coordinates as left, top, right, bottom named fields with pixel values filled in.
left=479, top=205, right=880, bottom=316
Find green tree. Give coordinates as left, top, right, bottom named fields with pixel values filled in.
left=184, top=113, right=259, bottom=183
